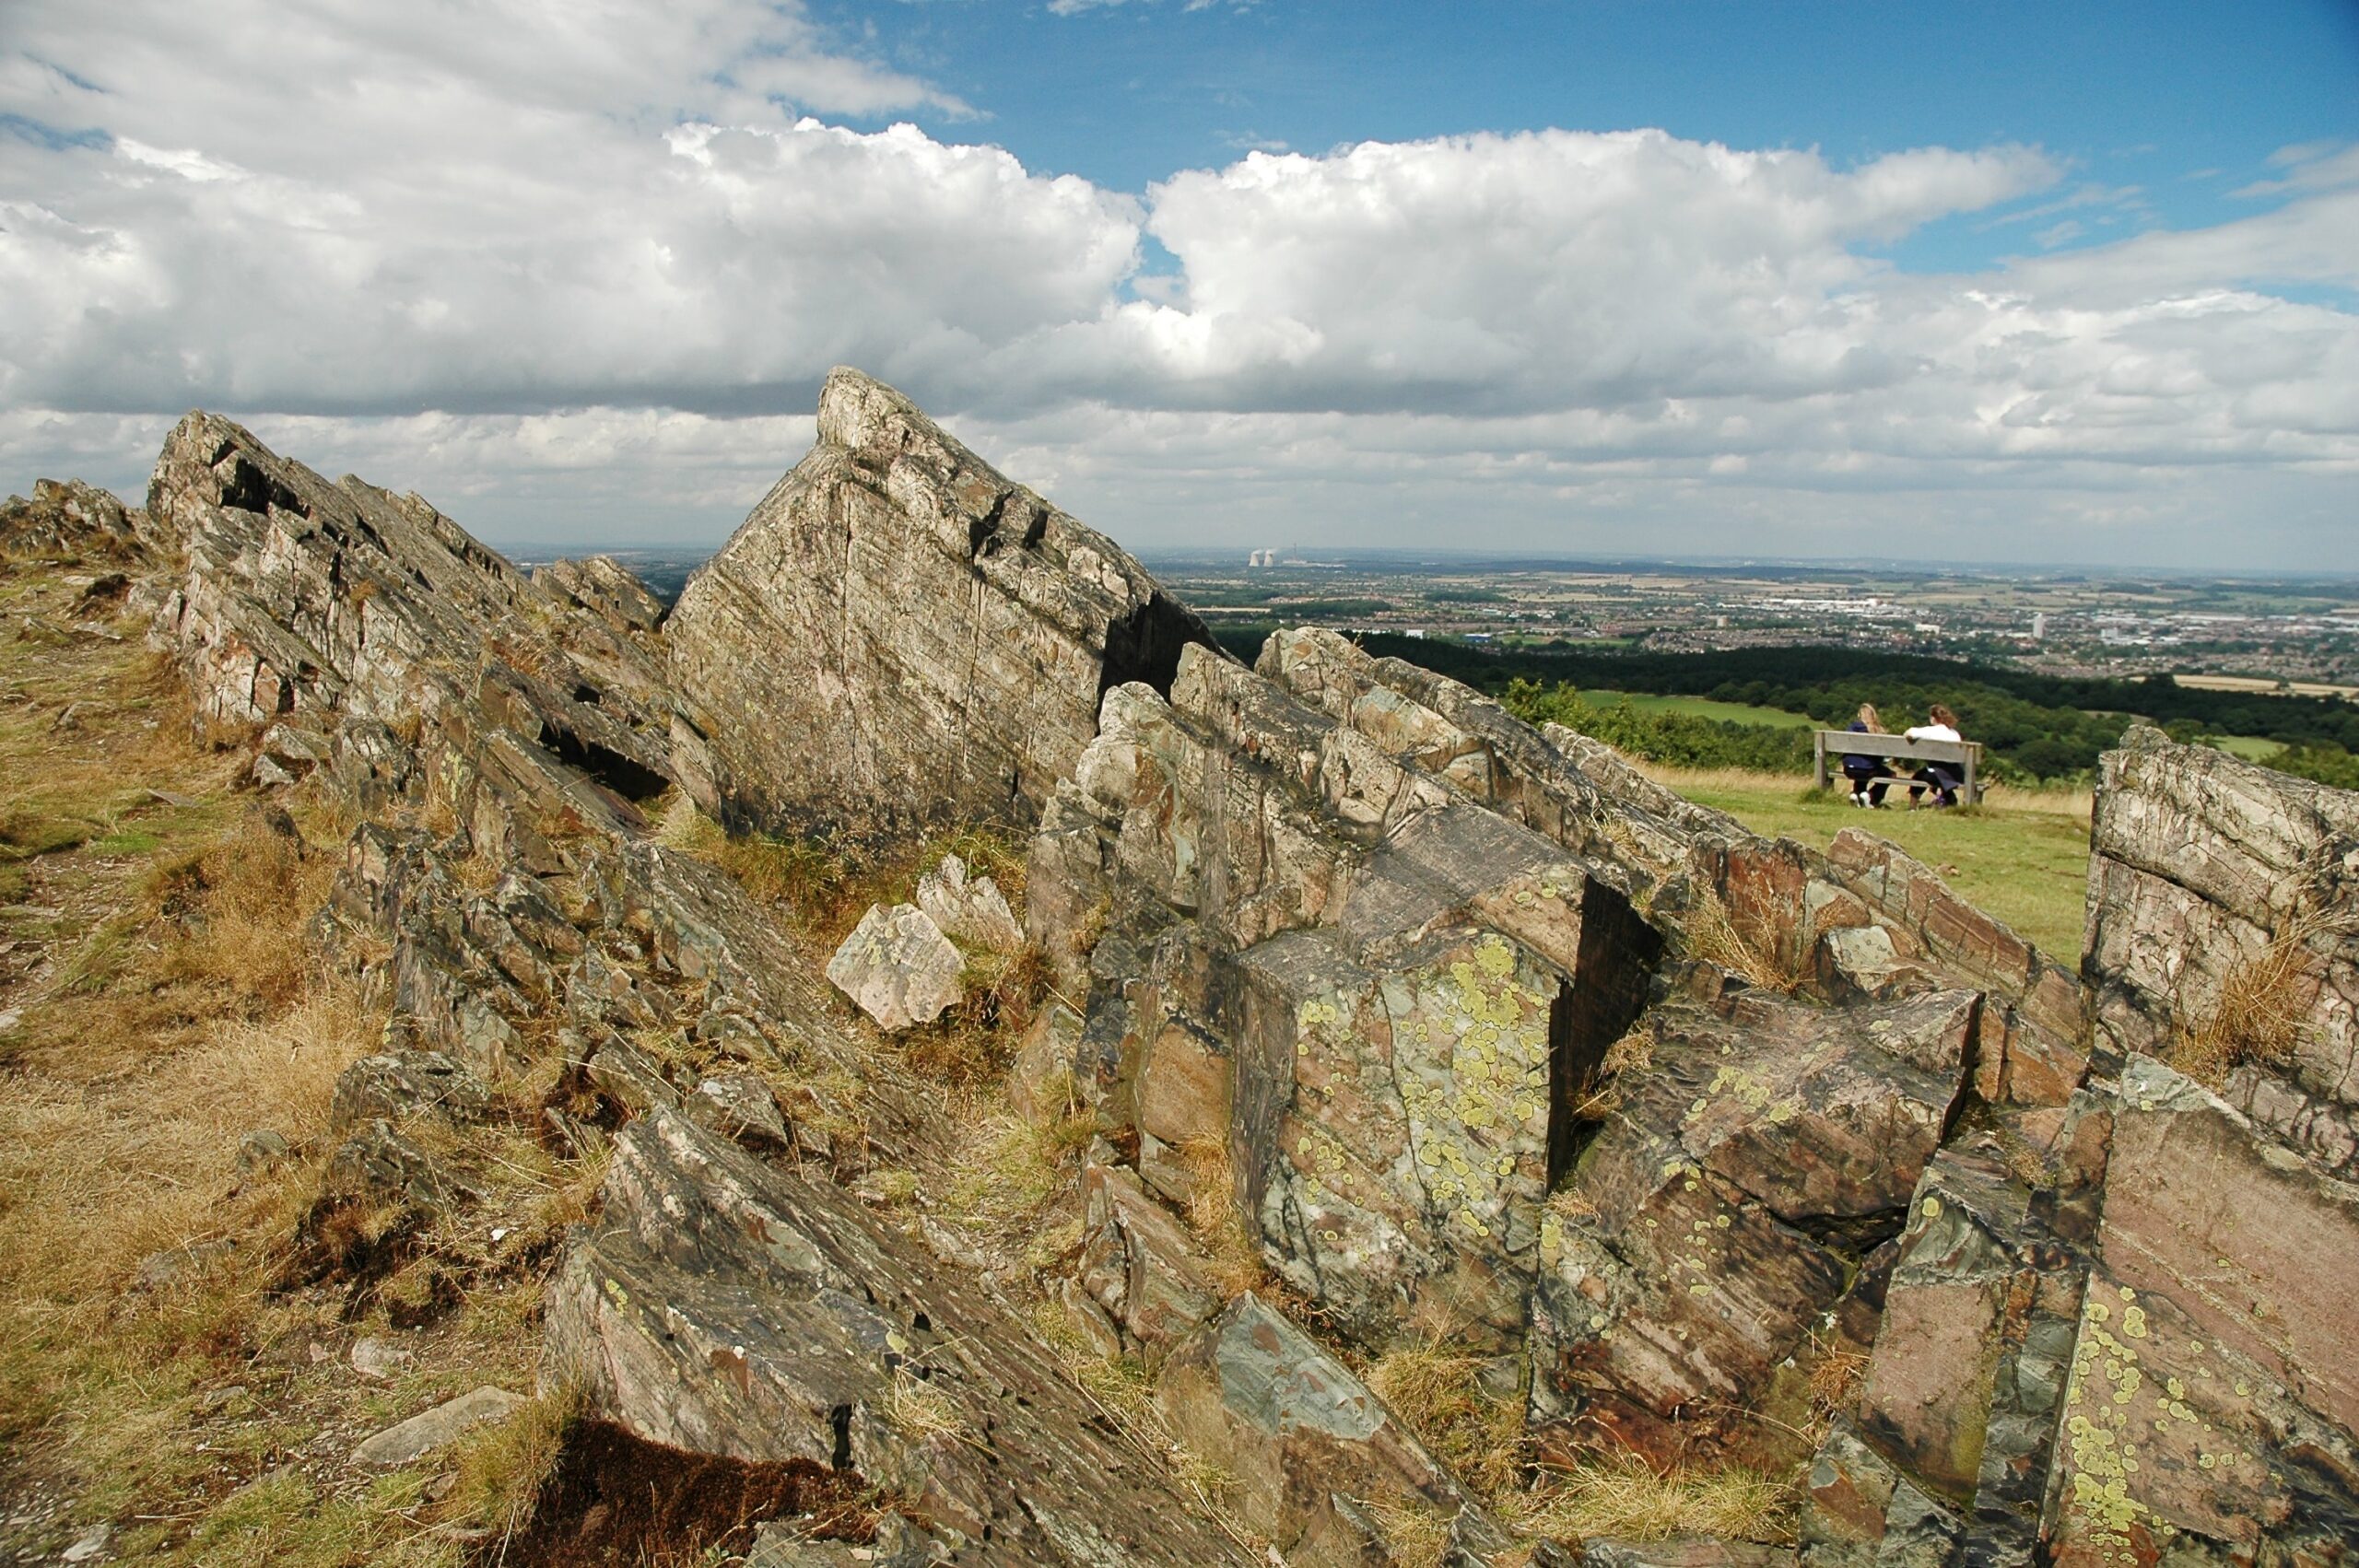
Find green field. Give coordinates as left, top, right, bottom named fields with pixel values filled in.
left=2208, top=734, right=2286, bottom=761
left=1577, top=690, right=1818, bottom=729
left=1656, top=767, right=2094, bottom=963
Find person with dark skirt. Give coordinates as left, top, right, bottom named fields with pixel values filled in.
left=1903, top=703, right=1966, bottom=807
left=1842, top=702, right=1893, bottom=807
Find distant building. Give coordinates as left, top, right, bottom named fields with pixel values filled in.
left=2032, top=613, right=2048, bottom=641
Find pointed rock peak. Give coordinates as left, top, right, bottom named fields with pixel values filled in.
left=665, top=369, right=1219, bottom=843
left=815, top=364, right=933, bottom=458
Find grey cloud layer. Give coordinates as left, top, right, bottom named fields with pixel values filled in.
left=2, top=0, right=2353, bottom=560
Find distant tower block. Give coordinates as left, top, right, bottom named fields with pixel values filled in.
left=2032, top=613, right=2048, bottom=641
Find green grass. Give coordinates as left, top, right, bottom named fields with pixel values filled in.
left=1655, top=767, right=2093, bottom=962
left=2206, top=734, right=2285, bottom=762
left=1579, top=690, right=1819, bottom=730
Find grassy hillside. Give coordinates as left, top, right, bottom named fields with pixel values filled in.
left=1648, top=766, right=2093, bottom=962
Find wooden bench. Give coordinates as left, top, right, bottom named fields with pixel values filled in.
left=1813, top=731, right=1985, bottom=805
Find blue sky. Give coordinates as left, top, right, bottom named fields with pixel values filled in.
left=846, top=1, right=2356, bottom=249
left=2, top=0, right=2354, bottom=567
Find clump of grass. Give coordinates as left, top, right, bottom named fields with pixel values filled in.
left=903, top=944, right=1049, bottom=1088
left=2171, top=905, right=2349, bottom=1087
left=1175, top=1136, right=1264, bottom=1298
left=143, top=807, right=336, bottom=1009
left=1547, top=1186, right=1600, bottom=1222
left=1367, top=1340, right=1528, bottom=1496
left=1684, top=884, right=1804, bottom=994
left=1501, top=1451, right=1798, bottom=1546
left=941, top=1105, right=1096, bottom=1235
left=883, top=1364, right=971, bottom=1444
left=1356, top=1493, right=1452, bottom=1568
left=440, top=1382, right=583, bottom=1544
left=1807, top=1341, right=1870, bottom=1427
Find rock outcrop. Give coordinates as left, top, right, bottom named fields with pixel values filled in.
left=547, top=1108, right=1254, bottom=1564
left=133, top=403, right=1262, bottom=1563
left=665, top=367, right=1216, bottom=843
left=2084, top=723, right=2359, bottom=1175
left=72, top=373, right=2357, bottom=1564
left=1807, top=728, right=2359, bottom=1562
left=2, top=477, right=162, bottom=560
left=149, top=410, right=677, bottom=872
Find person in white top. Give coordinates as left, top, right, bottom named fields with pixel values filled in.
left=1903, top=703, right=1966, bottom=807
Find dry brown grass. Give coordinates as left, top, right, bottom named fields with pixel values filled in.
left=1357, top=1492, right=1452, bottom=1568
left=1684, top=883, right=1805, bottom=993
left=1501, top=1451, right=1797, bottom=1546
left=0, top=980, right=373, bottom=1308
left=882, top=1364, right=972, bottom=1444
left=1806, top=1339, right=1870, bottom=1427
left=940, top=1104, right=1097, bottom=1236
left=2171, top=905, right=2350, bottom=1087
left=1367, top=1340, right=1528, bottom=1497
left=0, top=564, right=570, bottom=1563
left=1174, top=1136, right=1266, bottom=1299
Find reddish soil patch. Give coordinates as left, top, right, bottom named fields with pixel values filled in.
left=477, top=1420, right=874, bottom=1567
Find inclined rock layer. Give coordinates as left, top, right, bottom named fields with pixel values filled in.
left=133, top=406, right=1263, bottom=1565
left=666, top=367, right=1216, bottom=843
left=96, top=377, right=2359, bottom=1564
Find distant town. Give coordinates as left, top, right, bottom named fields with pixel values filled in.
left=518, top=545, right=2359, bottom=698
left=1145, top=549, right=2359, bottom=696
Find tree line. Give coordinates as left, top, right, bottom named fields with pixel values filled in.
left=1211, top=626, right=2359, bottom=786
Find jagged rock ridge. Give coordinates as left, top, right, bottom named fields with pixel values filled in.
left=61, top=369, right=2359, bottom=1564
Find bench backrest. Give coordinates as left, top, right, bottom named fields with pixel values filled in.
left=1816, top=731, right=1981, bottom=766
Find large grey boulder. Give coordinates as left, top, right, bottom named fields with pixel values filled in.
left=663, top=367, right=1216, bottom=842
left=915, top=853, right=1025, bottom=954
left=826, top=903, right=965, bottom=1031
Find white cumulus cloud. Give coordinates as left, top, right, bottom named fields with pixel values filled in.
left=1, top=0, right=2353, bottom=565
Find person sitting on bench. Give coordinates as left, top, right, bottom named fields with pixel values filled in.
left=1902, top=703, right=1966, bottom=808
left=1841, top=703, right=1893, bottom=808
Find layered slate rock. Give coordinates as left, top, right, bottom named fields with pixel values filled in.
left=2016, top=1056, right=2359, bottom=1563
left=1031, top=614, right=2099, bottom=1469
left=1806, top=735, right=2359, bottom=1563
left=0, top=477, right=158, bottom=560
left=149, top=411, right=677, bottom=870
left=2085, top=724, right=2359, bottom=1176
left=665, top=367, right=1215, bottom=842
left=1801, top=1146, right=2088, bottom=1562
left=547, top=1109, right=1255, bottom=1566
left=1033, top=644, right=1664, bottom=1349
left=1534, top=991, right=1977, bottom=1459
left=1257, top=629, right=2087, bottom=1109
left=126, top=399, right=1279, bottom=1562
left=1155, top=1293, right=1486, bottom=1563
